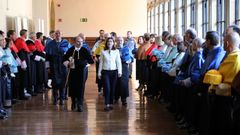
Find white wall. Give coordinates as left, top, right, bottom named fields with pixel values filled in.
left=55, top=0, right=147, bottom=37
left=0, top=0, right=49, bottom=36
left=32, top=0, right=49, bottom=35
left=0, top=0, right=33, bottom=33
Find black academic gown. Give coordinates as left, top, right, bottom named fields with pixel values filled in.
left=35, top=50, right=46, bottom=91
left=45, top=39, right=71, bottom=90
left=63, top=46, right=93, bottom=104
left=26, top=40, right=37, bottom=91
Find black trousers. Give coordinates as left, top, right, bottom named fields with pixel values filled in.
left=69, top=67, right=88, bottom=106
left=0, top=76, right=5, bottom=107
left=18, top=67, right=27, bottom=98
left=12, top=72, right=20, bottom=99
left=115, top=63, right=129, bottom=102
left=211, top=95, right=233, bottom=135
left=149, top=65, right=161, bottom=96
left=136, top=60, right=140, bottom=80
left=102, top=70, right=118, bottom=105
left=165, top=75, right=175, bottom=105
left=174, top=84, right=189, bottom=117
left=138, top=60, right=148, bottom=85
left=232, top=93, right=240, bottom=135
left=95, top=60, right=103, bottom=92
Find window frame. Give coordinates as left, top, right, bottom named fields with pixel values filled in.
left=190, top=0, right=196, bottom=29
left=216, top=0, right=225, bottom=44
left=202, top=0, right=208, bottom=38
left=235, top=0, right=240, bottom=24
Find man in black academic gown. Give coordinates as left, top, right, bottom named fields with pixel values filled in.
left=63, top=36, right=94, bottom=112
left=45, top=30, right=72, bottom=105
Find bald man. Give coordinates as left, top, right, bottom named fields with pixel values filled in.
left=45, top=30, right=72, bottom=105
left=225, top=25, right=240, bottom=49
left=78, top=33, right=91, bottom=52
left=210, top=32, right=240, bottom=135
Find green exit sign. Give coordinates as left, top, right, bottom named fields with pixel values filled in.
left=80, top=18, right=88, bottom=22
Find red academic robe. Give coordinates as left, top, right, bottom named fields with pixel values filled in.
left=145, top=43, right=160, bottom=62
left=15, top=37, right=30, bottom=61
left=15, top=37, right=31, bottom=96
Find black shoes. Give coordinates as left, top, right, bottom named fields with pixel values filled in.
left=122, top=102, right=127, bottom=106
left=104, top=105, right=113, bottom=112
left=77, top=105, right=83, bottom=112
left=71, top=103, right=76, bottom=111
left=71, top=103, right=83, bottom=112
left=0, top=109, right=8, bottom=119
left=104, top=106, right=111, bottom=112
left=59, top=100, right=64, bottom=105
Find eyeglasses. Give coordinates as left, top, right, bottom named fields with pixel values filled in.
left=77, top=41, right=83, bottom=43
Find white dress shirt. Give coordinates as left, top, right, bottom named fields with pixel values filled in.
left=159, top=44, right=168, bottom=54
left=98, top=49, right=122, bottom=76
left=167, top=52, right=185, bottom=76
left=161, top=46, right=173, bottom=59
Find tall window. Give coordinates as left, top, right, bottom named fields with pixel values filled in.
left=235, top=0, right=240, bottom=24
left=164, top=2, right=169, bottom=31
left=151, top=8, right=155, bottom=33
left=158, top=5, right=162, bottom=35
left=147, top=11, right=151, bottom=32
left=162, top=4, right=165, bottom=32
left=216, top=0, right=225, bottom=43
left=202, top=0, right=208, bottom=38
left=179, top=0, right=185, bottom=35
left=155, top=5, right=159, bottom=34
left=190, top=0, right=196, bottom=28
left=170, top=0, right=175, bottom=33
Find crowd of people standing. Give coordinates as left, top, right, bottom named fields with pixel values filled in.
left=0, top=25, right=240, bottom=135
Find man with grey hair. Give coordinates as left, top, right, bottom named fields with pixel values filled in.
left=179, top=28, right=197, bottom=73
left=115, top=36, right=132, bottom=105
left=225, top=25, right=240, bottom=48
left=158, top=34, right=182, bottom=66
left=63, top=35, right=94, bottom=112
left=78, top=33, right=91, bottom=52
left=25, top=32, right=38, bottom=97
left=45, top=30, right=72, bottom=105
